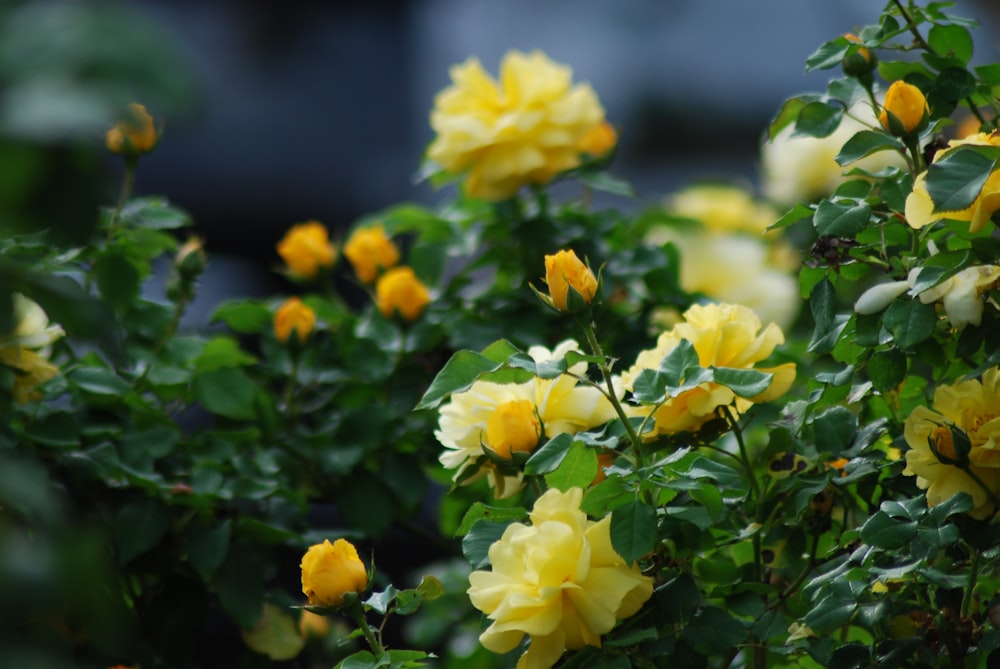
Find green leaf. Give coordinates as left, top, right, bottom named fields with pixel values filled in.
left=455, top=502, right=528, bottom=536
left=69, top=366, right=132, bottom=396
left=193, top=368, right=257, bottom=420
left=813, top=199, right=872, bottom=237
left=812, top=405, right=857, bottom=454
left=767, top=96, right=810, bottom=140
left=925, top=146, right=1000, bottom=213
left=928, top=24, right=974, bottom=64
left=241, top=602, right=305, bottom=661
left=682, top=606, right=747, bottom=655
left=115, top=495, right=170, bottom=564
left=337, top=651, right=379, bottom=669
left=690, top=483, right=723, bottom=522
left=768, top=203, right=814, bottom=231
left=793, top=101, right=844, bottom=139
left=194, top=336, right=257, bottom=372
left=214, top=543, right=266, bottom=629
left=867, top=348, right=907, bottom=393
left=804, top=596, right=857, bottom=633
left=631, top=339, right=711, bottom=402
left=835, top=130, right=904, bottom=166
left=882, top=299, right=937, bottom=349
left=576, top=170, right=635, bottom=198
left=805, top=38, right=849, bottom=71
left=184, top=520, right=231, bottom=581
left=212, top=300, right=275, bottom=334
left=119, top=196, right=192, bottom=230
left=545, top=441, right=598, bottom=491
left=860, top=511, right=918, bottom=549
left=415, top=340, right=522, bottom=410
left=462, top=519, right=510, bottom=570
left=23, top=410, right=80, bottom=447
left=610, top=499, right=657, bottom=564
left=711, top=367, right=773, bottom=398
left=93, top=249, right=139, bottom=312
left=524, top=433, right=575, bottom=475
left=907, top=249, right=972, bottom=293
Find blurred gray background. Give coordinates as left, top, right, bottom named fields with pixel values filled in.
left=122, top=0, right=1000, bottom=278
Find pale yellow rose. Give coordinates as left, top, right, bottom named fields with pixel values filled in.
left=106, top=102, right=158, bottom=155
left=0, top=294, right=65, bottom=403
left=622, top=303, right=796, bottom=436
left=762, top=102, right=906, bottom=207
left=467, top=488, right=653, bottom=669
left=277, top=221, right=337, bottom=279
left=666, top=184, right=780, bottom=237
left=905, top=132, right=1000, bottom=233
left=428, top=50, right=606, bottom=201
left=343, top=224, right=400, bottom=284
left=274, top=297, right=316, bottom=344
left=300, top=538, right=369, bottom=607
left=914, top=265, right=1000, bottom=329
left=544, top=249, right=598, bottom=311
left=436, top=340, right=617, bottom=498
left=903, top=368, right=1000, bottom=519
left=375, top=266, right=431, bottom=321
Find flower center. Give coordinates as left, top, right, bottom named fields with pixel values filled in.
left=486, top=400, right=541, bottom=459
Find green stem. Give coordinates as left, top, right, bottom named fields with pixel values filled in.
left=893, top=0, right=931, bottom=52
left=962, top=547, right=981, bottom=618
left=344, top=598, right=385, bottom=658
left=108, top=158, right=137, bottom=235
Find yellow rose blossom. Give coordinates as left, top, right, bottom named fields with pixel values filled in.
left=300, top=538, right=369, bottom=607
left=375, top=266, right=431, bottom=321
left=905, top=131, right=1000, bottom=234
left=467, top=487, right=653, bottom=669
left=486, top=399, right=542, bottom=458
left=274, top=297, right=316, bottom=344
left=622, top=303, right=796, bottom=436
left=428, top=50, right=606, bottom=201
left=914, top=265, right=1000, bottom=329
left=576, top=120, right=617, bottom=158
left=544, top=249, right=598, bottom=311
left=903, top=368, right=1000, bottom=520
left=879, top=80, right=929, bottom=136
left=105, top=103, right=158, bottom=155
left=0, top=293, right=65, bottom=403
left=276, top=221, right=337, bottom=279
left=343, top=224, right=400, bottom=284
left=666, top=184, right=779, bottom=237
left=436, top=340, right=618, bottom=498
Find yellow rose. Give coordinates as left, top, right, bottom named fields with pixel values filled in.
left=666, top=184, right=779, bottom=237
left=622, top=303, right=796, bottom=436
left=0, top=294, right=65, bottom=403
left=437, top=340, right=617, bottom=498
left=914, top=265, right=1000, bottom=329
left=544, top=249, right=598, bottom=311
left=343, top=224, right=400, bottom=284
left=879, top=80, right=929, bottom=136
left=576, top=120, right=617, bottom=158
left=428, top=50, right=606, bottom=201
left=106, top=103, right=158, bottom=155
left=274, top=297, right=316, bottom=344
left=375, top=266, right=430, bottom=321
left=486, top=399, right=541, bottom=458
left=903, top=368, right=1000, bottom=520
left=468, top=488, right=653, bottom=669
left=905, top=132, right=1000, bottom=233
left=300, top=538, right=369, bottom=607
left=277, top=221, right=337, bottom=279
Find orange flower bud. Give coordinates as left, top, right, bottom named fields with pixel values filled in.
left=277, top=221, right=337, bottom=280
left=486, top=400, right=541, bottom=458
left=106, top=103, right=158, bottom=155
left=343, top=224, right=400, bottom=283
left=300, top=539, right=369, bottom=608
left=274, top=297, right=316, bottom=344
left=375, top=266, right=430, bottom=321
left=544, top=249, right=598, bottom=311
left=879, top=81, right=929, bottom=136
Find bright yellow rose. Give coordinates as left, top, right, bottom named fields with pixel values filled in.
left=622, top=303, right=796, bottom=436
left=903, top=368, right=1000, bottom=519
left=300, top=539, right=369, bottom=607
left=576, top=120, right=617, bottom=158
left=486, top=399, right=542, bottom=458
left=905, top=132, right=1000, bottom=233
left=343, top=224, right=400, bottom=284
left=277, top=221, right=337, bottom=279
left=274, top=297, right=316, bottom=344
left=428, top=50, right=606, bottom=201
left=0, top=294, right=65, bottom=403
left=544, top=249, right=598, bottom=311
left=437, top=340, right=617, bottom=498
left=106, top=103, right=158, bottom=155
left=467, top=487, right=653, bottom=669
left=879, top=80, right=929, bottom=136
left=375, top=266, right=430, bottom=321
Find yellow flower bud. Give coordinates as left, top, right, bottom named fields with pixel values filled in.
left=841, top=33, right=876, bottom=78
left=485, top=400, right=541, bottom=459
left=343, top=224, right=400, bottom=284
left=879, top=81, right=929, bottom=136
left=274, top=297, right=316, bottom=344
left=577, top=120, right=618, bottom=158
left=277, top=221, right=337, bottom=280
left=300, top=539, right=369, bottom=608
left=106, top=103, right=158, bottom=155
left=544, top=249, right=598, bottom=311
left=375, top=266, right=430, bottom=321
